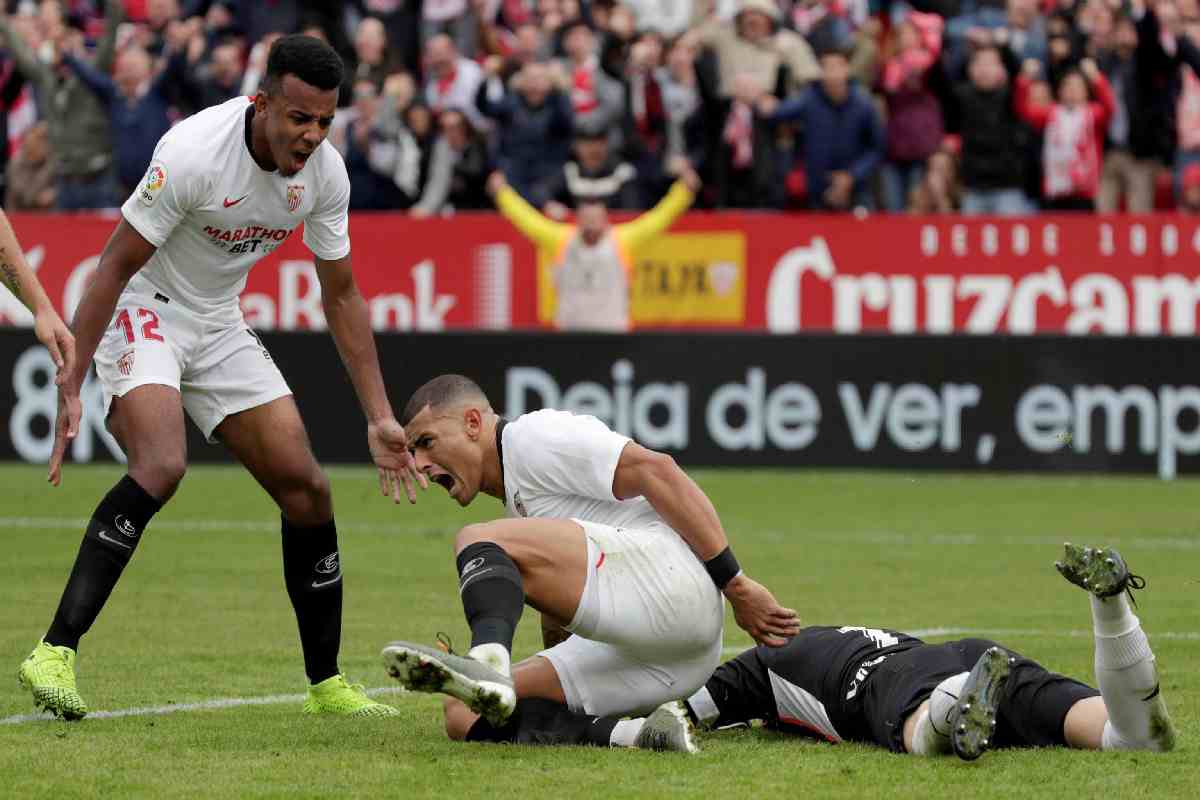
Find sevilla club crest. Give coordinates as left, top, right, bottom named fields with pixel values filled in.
left=286, top=184, right=304, bottom=213
left=117, top=350, right=135, bottom=377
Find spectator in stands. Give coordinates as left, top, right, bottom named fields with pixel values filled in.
left=411, top=107, right=491, bottom=216
left=475, top=59, right=574, bottom=207
left=1015, top=57, right=1115, bottom=211
left=661, top=36, right=701, bottom=164
left=878, top=10, right=946, bottom=212
left=355, top=0, right=423, bottom=74
left=768, top=46, right=885, bottom=211
left=6, top=121, right=56, bottom=211
left=908, top=147, right=961, bottom=213
left=424, top=33, right=486, bottom=128
left=598, top=3, right=637, bottom=81
left=0, top=0, right=123, bottom=210
left=353, top=16, right=403, bottom=91
left=1044, top=11, right=1084, bottom=89
left=486, top=159, right=700, bottom=331
left=691, top=71, right=781, bottom=208
left=1167, top=10, right=1200, bottom=201
left=947, top=40, right=1035, bottom=215
left=362, top=81, right=441, bottom=210
left=1096, top=9, right=1174, bottom=213
left=338, top=79, right=405, bottom=210
left=622, top=31, right=669, bottom=201
left=544, top=123, right=639, bottom=218
left=557, top=19, right=625, bottom=151
left=177, top=36, right=245, bottom=114
left=63, top=44, right=186, bottom=198
left=687, top=0, right=820, bottom=99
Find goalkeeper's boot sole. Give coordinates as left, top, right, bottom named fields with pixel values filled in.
left=1056, top=543, right=1136, bottom=598
left=635, top=701, right=699, bottom=753
left=382, top=641, right=516, bottom=726
left=949, top=646, right=1013, bottom=761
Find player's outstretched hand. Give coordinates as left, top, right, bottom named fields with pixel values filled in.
left=723, top=574, right=800, bottom=647
left=32, top=305, right=75, bottom=385
left=48, top=384, right=80, bottom=487
left=367, top=417, right=428, bottom=504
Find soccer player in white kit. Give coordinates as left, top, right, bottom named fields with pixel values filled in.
left=18, top=35, right=424, bottom=721
left=382, top=375, right=801, bottom=735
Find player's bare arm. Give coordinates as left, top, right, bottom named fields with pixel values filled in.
left=314, top=254, right=426, bottom=503
left=0, top=211, right=75, bottom=382
left=48, top=220, right=157, bottom=486
left=611, top=441, right=800, bottom=646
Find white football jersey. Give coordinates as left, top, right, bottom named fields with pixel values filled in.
left=121, top=96, right=351, bottom=323
left=500, top=409, right=662, bottom=530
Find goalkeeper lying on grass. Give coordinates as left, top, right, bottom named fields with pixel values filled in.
left=390, top=544, right=1176, bottom=758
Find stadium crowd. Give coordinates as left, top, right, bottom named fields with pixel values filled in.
left=1, top=0, right=1199, bottom=215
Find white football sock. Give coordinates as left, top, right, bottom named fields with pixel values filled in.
left=609, top=718, right=646, bottom=748
left=910, top=672, right=967, bottom=755
left=467, top=643, right=511, bottom=677
left=686, top=686, right=721, bottom=727
left=1091, top=594, right=1174, bottom=751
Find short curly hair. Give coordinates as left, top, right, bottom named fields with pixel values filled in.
left=263, top=34, right=344, bottom=95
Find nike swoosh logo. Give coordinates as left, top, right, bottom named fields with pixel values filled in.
left=1142, top=684, right=1161, bottom=702
left=311, top=575, right=341, bottom=588
left=97, top=530, right=132, bottom=550
left=223, top=195, right=248, bottom=208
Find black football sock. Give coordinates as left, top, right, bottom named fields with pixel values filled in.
left=456, top=541, right=525, bottom=651
left=685, top=647, right=775, bottom=728
left=281, top=516, right=342, bottom=684
left=465, top=698, right=618, bottom=746
left=45, top=476, right=163, bottom=650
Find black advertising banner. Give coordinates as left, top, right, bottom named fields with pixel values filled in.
left=1, top=330, right=1196, bottom=477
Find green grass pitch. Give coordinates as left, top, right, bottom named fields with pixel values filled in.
left=0, top=463, right=1194, bottom=798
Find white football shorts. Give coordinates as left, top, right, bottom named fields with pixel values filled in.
left=539, top=520, right=725, bottom=717
left=94, top=288, right=291, bottom=442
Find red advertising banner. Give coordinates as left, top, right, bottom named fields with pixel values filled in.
left=3, top=212, right=1198, bottom=334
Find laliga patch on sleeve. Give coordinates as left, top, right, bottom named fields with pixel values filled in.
left=138, top=163, right=167, bottom=206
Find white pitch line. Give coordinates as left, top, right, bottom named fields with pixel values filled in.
left=0, top=686, right=407, bottom=726
left=5, top=629, right=1196, bottom=726
left=720, top=628, right=1200, bottom=655
left=2, top=517, right=1198, bottom=551
left=0, top=517, right=441, bottom=536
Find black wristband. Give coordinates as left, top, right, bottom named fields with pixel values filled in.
left=704, top=546, right=742, bottom=590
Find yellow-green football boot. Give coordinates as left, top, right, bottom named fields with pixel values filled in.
left=302, top=674, right=400, bottom=717
left=18, top=641, right=88, bottom=720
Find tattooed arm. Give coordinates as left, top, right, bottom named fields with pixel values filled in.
left=0, top=211, right=75, bottom=380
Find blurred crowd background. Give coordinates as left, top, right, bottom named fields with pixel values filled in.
left=2, top=0, right=1199, bottom=217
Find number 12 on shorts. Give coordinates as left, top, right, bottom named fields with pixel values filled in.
left=116, top=308, right=164, bottom=343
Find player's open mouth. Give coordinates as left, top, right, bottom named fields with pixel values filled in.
left=431, top=473, right=455, bottom=494
left=293, top=150, right=312, bottom=168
